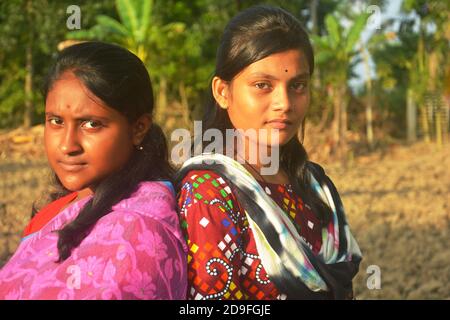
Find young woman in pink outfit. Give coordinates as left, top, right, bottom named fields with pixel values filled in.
left=0, top=41, right=187, bottom=300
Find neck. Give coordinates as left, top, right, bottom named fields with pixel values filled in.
left=76, top=187, right=94, bottom=200
left=236, top=138, right=289, bottom=185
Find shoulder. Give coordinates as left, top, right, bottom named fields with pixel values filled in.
left=180, top=169, right=227, bottom=185
left=134, top=180, right=176, bottom=202
left=177, top=170, right=243, bottom=241
left=99, top=180, right=184, bottom=241
left=305, top=161, right=343, bottom=208
left=306, top=161, right=327, bottom=177
left=178, top=169, right=235, bottom=201
left=112, top=180, right=176, bottom=215
left=305, top=161, right=339, bottom=188
left=177, top=169, right=241, bottom=220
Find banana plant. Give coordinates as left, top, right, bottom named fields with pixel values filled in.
left=311, top=11, right=370, bottom=156
left=67, top=0, right=185, bottom=65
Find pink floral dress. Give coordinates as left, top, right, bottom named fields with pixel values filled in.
left=0, top=181, right=187, bottom=300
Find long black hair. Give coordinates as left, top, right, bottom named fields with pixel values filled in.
left=36, top=41, right=174, bottom=262
left=202, top=5, right=332, bottom=223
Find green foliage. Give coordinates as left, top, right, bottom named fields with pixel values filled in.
left=68, top=0, right=155, bottom=61
left=0, top=0, right=448, bottom=147
left=345, top=13, right=370, bottom=53
left=0, top=0, right=116, bottom=128
left=0, top=67, right=26, bottom=127
left=312, top=11, right=370, bottom=85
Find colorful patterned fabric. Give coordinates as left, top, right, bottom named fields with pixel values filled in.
left=259, top=182, right=323, bottom=254
left=0, top=181, right=188, bottom=300
left=178, top=170, right=321, bottom=299
left=176, top=153, right=362, bottom=300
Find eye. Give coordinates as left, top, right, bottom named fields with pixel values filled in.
left=47, top=118, right=63, bottom=126
left=255, top=82, right=271, bottom=90
left=292, top=82, right=308, bottom=92
left=82, top=120, right=103, bottom=129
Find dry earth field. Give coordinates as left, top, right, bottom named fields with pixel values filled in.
left=0, top=125, right=449, bottom=299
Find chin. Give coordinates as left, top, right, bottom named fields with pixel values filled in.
left=268, top=135, right=293, bottom=147
left=61, top=183, right=85, bottom=192
left=57, top=176, right=89, bottom=192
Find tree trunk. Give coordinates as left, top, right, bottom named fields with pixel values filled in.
left=178, top=81, right=190, bottom=129
left=317, top=99, right=331, bottom=132
left=339, top=86, right=348, bottom=157
left=365, top=96, right=374, bottom=148
left=23, top=42, right=33, bottom=128
left=420, top=101, right=431, bottom=143
left=417, top=22, right=430, bottom=143
left=361, top=46, right=374, bottom=149
left=434, top=93, right=448, bottom=146
left=330, top=85, right=348, bottom=159
left=23, top=0, right=34, bottom=128
left=156, top=77, right=167, bottom=125
left=435, top=97, right=442, bottom=147
left=310, top=0, right=319, bottom=35
left=365, top=98, right=374, bottom=148
left=406, top=88, right=417, bottom=143
left=235, top=0, right=242, bottom=10
left=443, top=94, right=449, bottom=145
left=331, top=86, right=340, bottom=149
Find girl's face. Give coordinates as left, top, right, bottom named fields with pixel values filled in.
left=44, top=71, right=147, bottom=192
left=213, top=49, right=310, bottom=146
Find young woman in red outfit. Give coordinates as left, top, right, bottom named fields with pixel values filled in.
left=176, top=5, right=362, bottom=300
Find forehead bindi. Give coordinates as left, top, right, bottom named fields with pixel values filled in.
left=45, top=73, right=110, bottom=118
left=243, top=49, right=309, bottom=79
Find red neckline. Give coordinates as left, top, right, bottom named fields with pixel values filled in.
left=22, top=192, right=78, bottom=238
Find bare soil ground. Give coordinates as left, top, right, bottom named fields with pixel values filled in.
left=318, top=141, right=450, bottom=299
left=0, top=125, right=449, bottom=299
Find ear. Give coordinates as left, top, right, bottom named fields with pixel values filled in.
left=132, top=113, right=152, bottom=146
left=212, top=76, right=230, bottom=110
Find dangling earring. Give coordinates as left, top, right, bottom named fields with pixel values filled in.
left=137, top=145, right=144, bottom=151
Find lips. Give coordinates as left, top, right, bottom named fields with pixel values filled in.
left=265, top=118, right=292, bottom=129
left=58, top=161, right=87, bottom=172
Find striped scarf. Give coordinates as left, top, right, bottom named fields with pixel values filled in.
left=176, top=153, right=362, bottom=299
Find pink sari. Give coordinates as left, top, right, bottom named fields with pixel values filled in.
left=0, top=181, right=187, bottom=300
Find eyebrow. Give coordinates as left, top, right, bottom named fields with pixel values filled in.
left=44, top=112, right=110, bottom=121
left=248, top=72, right=310, bottom=81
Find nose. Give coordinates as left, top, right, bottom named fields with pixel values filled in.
left=59, top=125, right=83, bottom=156
left=271, top=86, right=291, bottom=112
